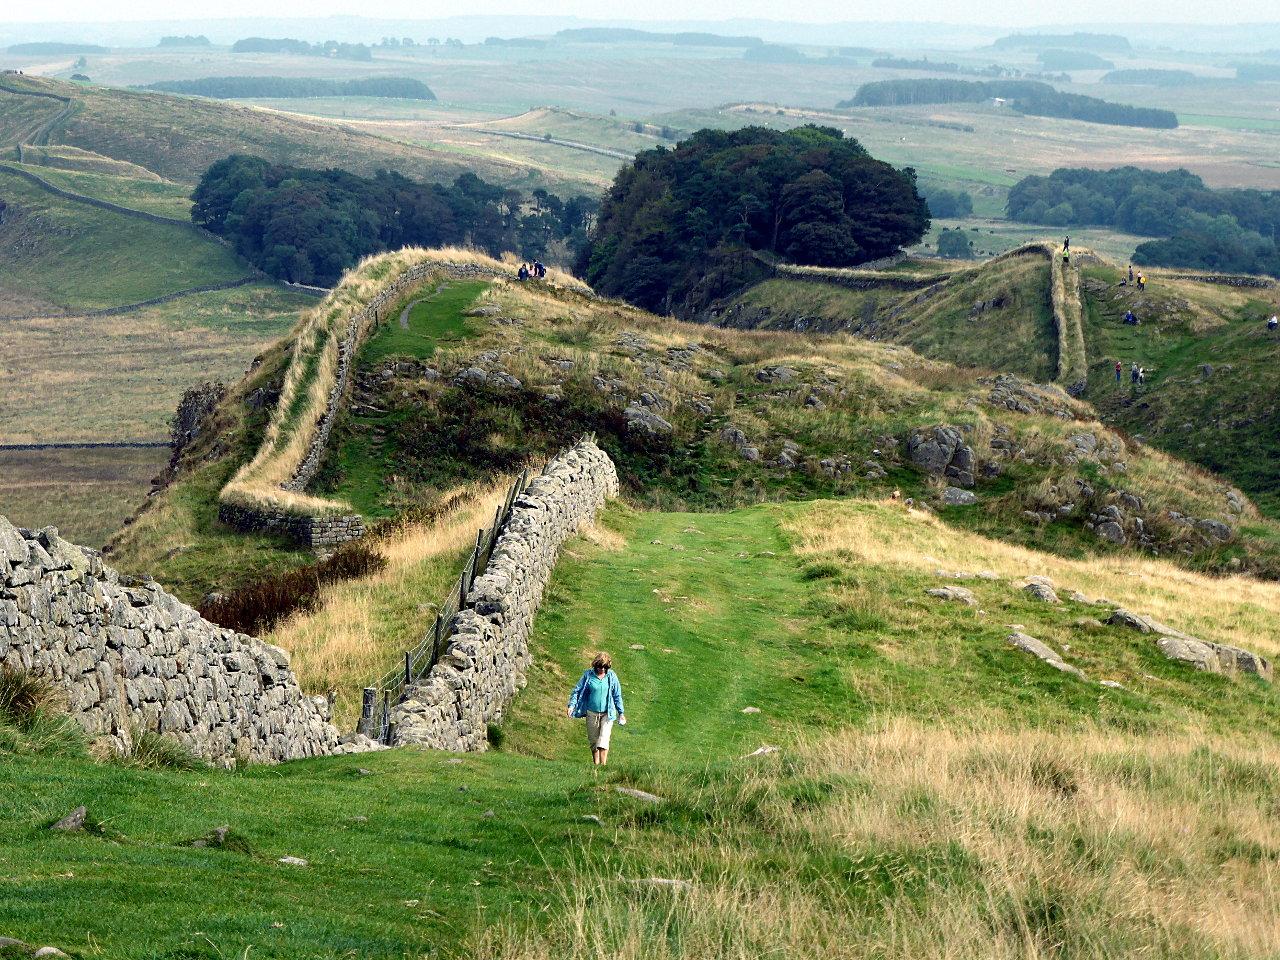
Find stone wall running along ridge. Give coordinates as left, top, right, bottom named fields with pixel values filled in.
left=391, top=439, right=620, bottom=751
left=0, top=515, right=378, bottom=765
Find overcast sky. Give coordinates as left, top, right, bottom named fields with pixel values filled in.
left=6, top=0, right=1279, bottom=25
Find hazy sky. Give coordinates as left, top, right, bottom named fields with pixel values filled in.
left=7, top=0, right=1279, bottom=25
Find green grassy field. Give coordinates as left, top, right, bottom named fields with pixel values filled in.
left=7, top=499, right=1280, bottom=958
left=12, top=161, right=193, bottom=217
left=0, top=165, right=246, bottom=311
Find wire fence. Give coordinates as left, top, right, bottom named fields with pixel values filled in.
left=357, top=467, right=533, bottom=744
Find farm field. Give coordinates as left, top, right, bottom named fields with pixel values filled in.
left=0, top=446, right=166, bottom=547
left=0, top=283, right=310, bottom=444
left=0, top=164, right=247, bottom=311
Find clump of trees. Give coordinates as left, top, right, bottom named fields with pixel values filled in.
left=192, top=156, right=596, bottom=286
left=843, top=78, right=1177, bottom=129
left=1008, top=166, right=1280, bottom=276
left=575, top=125, right=929, bottom=314
left=230, top=37, right=372, bottom=61
left=922, top=187, right=974, bottom=218
left=936, top=228, right=975, bottom=258
left=742, top=44, right=806, bottom=63
left=144, top=76, right=435, bottom=100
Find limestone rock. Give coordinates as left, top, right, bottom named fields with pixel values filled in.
left=1007, top=633, right=1085, bottom=679
left=615, top=786, right=666, bottom=804
left=941, top=486, right=978, bottom=506
left=49, top=806, right=88, bottom=832
left=907, top=425, right=977, bottom=488
left=926, top=586, right=977, bottom=606
left=624, top=406, right=673, bottom=435
left=1022, top=577, right=1060, bottom=604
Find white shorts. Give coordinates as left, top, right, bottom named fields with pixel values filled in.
left=585, top=711, right=613, bottom=749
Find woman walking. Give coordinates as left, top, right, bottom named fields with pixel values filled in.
left=567, top=653, right=625, bottom=765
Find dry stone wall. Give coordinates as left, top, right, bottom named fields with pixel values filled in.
left=391, top=439, right=619, bottom=751
left=0, top=515, right=377, bottom=765
left=225, top=261, right=503, bottom=549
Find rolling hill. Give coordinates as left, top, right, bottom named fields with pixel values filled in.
left=6, top=247, right=1280, bottom=959
left=0, top=74, right=592, bottom=192
left=715, top=248, right=1280, bottom=518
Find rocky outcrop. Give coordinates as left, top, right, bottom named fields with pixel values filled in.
left=1107, top=608, right=1271, bottom=681
left=390, top=440, right=619, bottom=751
left=0, top=515, right=378, bottom=765
left=907, top=425, right=977, bottom=488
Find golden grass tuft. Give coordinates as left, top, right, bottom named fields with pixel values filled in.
left=479, top=719, right=1280, bottom=959
left=266, top=475, right=512, bottom=723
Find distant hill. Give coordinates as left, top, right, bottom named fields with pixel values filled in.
left=1038, top=50, right=1115, bottom=70
left=994, top=32, right=1131, bottom=52
left=142, top=76, right=436, bottom=101
left=1103, top=69, right=1200, bottom=85
left=1236, top=63, right=1280, bottom=81
left=0, top=75, right=584, bottom=193
left=6, top=42, right=108, bottom=54
left=554, top=27, right=762, bottom=47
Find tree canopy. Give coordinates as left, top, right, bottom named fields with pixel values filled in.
left=575, top=126, right=929, bottom=314
left=193, top=156, right=595, bottom=286
left=1008, top=166, right=1280, bottom=277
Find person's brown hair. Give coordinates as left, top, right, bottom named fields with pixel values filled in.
left=592, top=652, right=612, bottom=672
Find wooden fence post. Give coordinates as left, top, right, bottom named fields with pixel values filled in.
left=404, top=651, right=411, bottom=687
left=357, top=687, right=376, bottom=738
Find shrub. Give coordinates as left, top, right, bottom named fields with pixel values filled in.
left=199, top=542, right=387, bottom=635
left=0, top=665, right=54, bottom=727
left=113, top=730, right=206, bottom=771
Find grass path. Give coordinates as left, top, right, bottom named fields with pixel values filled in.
left=6, top=499, right=1280, bottom=957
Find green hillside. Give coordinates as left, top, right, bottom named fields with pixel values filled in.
left=7, top=495, right=1280, bottom=958
left=0, top=75, right=589, bottom=192
left=9, top=249, right=1280, bottom=958
left=722, top=252, right=1280, bottom=519
left=0, top=164, right=248, bottom=312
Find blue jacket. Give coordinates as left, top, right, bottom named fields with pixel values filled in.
left=568, top=668, right=624, bottom=721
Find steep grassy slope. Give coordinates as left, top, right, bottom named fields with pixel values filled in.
left=725, top=250, right=1280, bottom=519
left=7, top=497, right=1280, bottom=958
left=0, top=164, right=247, bottom=312
left=1079, top=265, right=1280, bottom=516
left=0, top=75, right=585, bottom=191
left=722, top=252, right=1057, bottom=382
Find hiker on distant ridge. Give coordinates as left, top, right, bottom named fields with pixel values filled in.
left=517, top=263, right=529, bottom=282
left=533, top=260, right=546, bottom=278
left=1063, top=235, right=1070, bottom=252
left=1131, top=362, right=1140, bottom=385
left=1269, top=314, right=1278, bottom=332
left=1138, top=366, right=1147, bottom=384
left=567, top=652, right=626, bottom=766
left=1124, top=309, right=1137, bottom=326
left=1137, top=271, right=1146, bottom=291
left=1115, top=360, right=1123, bottom=383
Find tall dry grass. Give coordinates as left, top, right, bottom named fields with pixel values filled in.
left=266, top=476, right=512, bottom=723
left=478, top=721, right=1280, bottom=959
